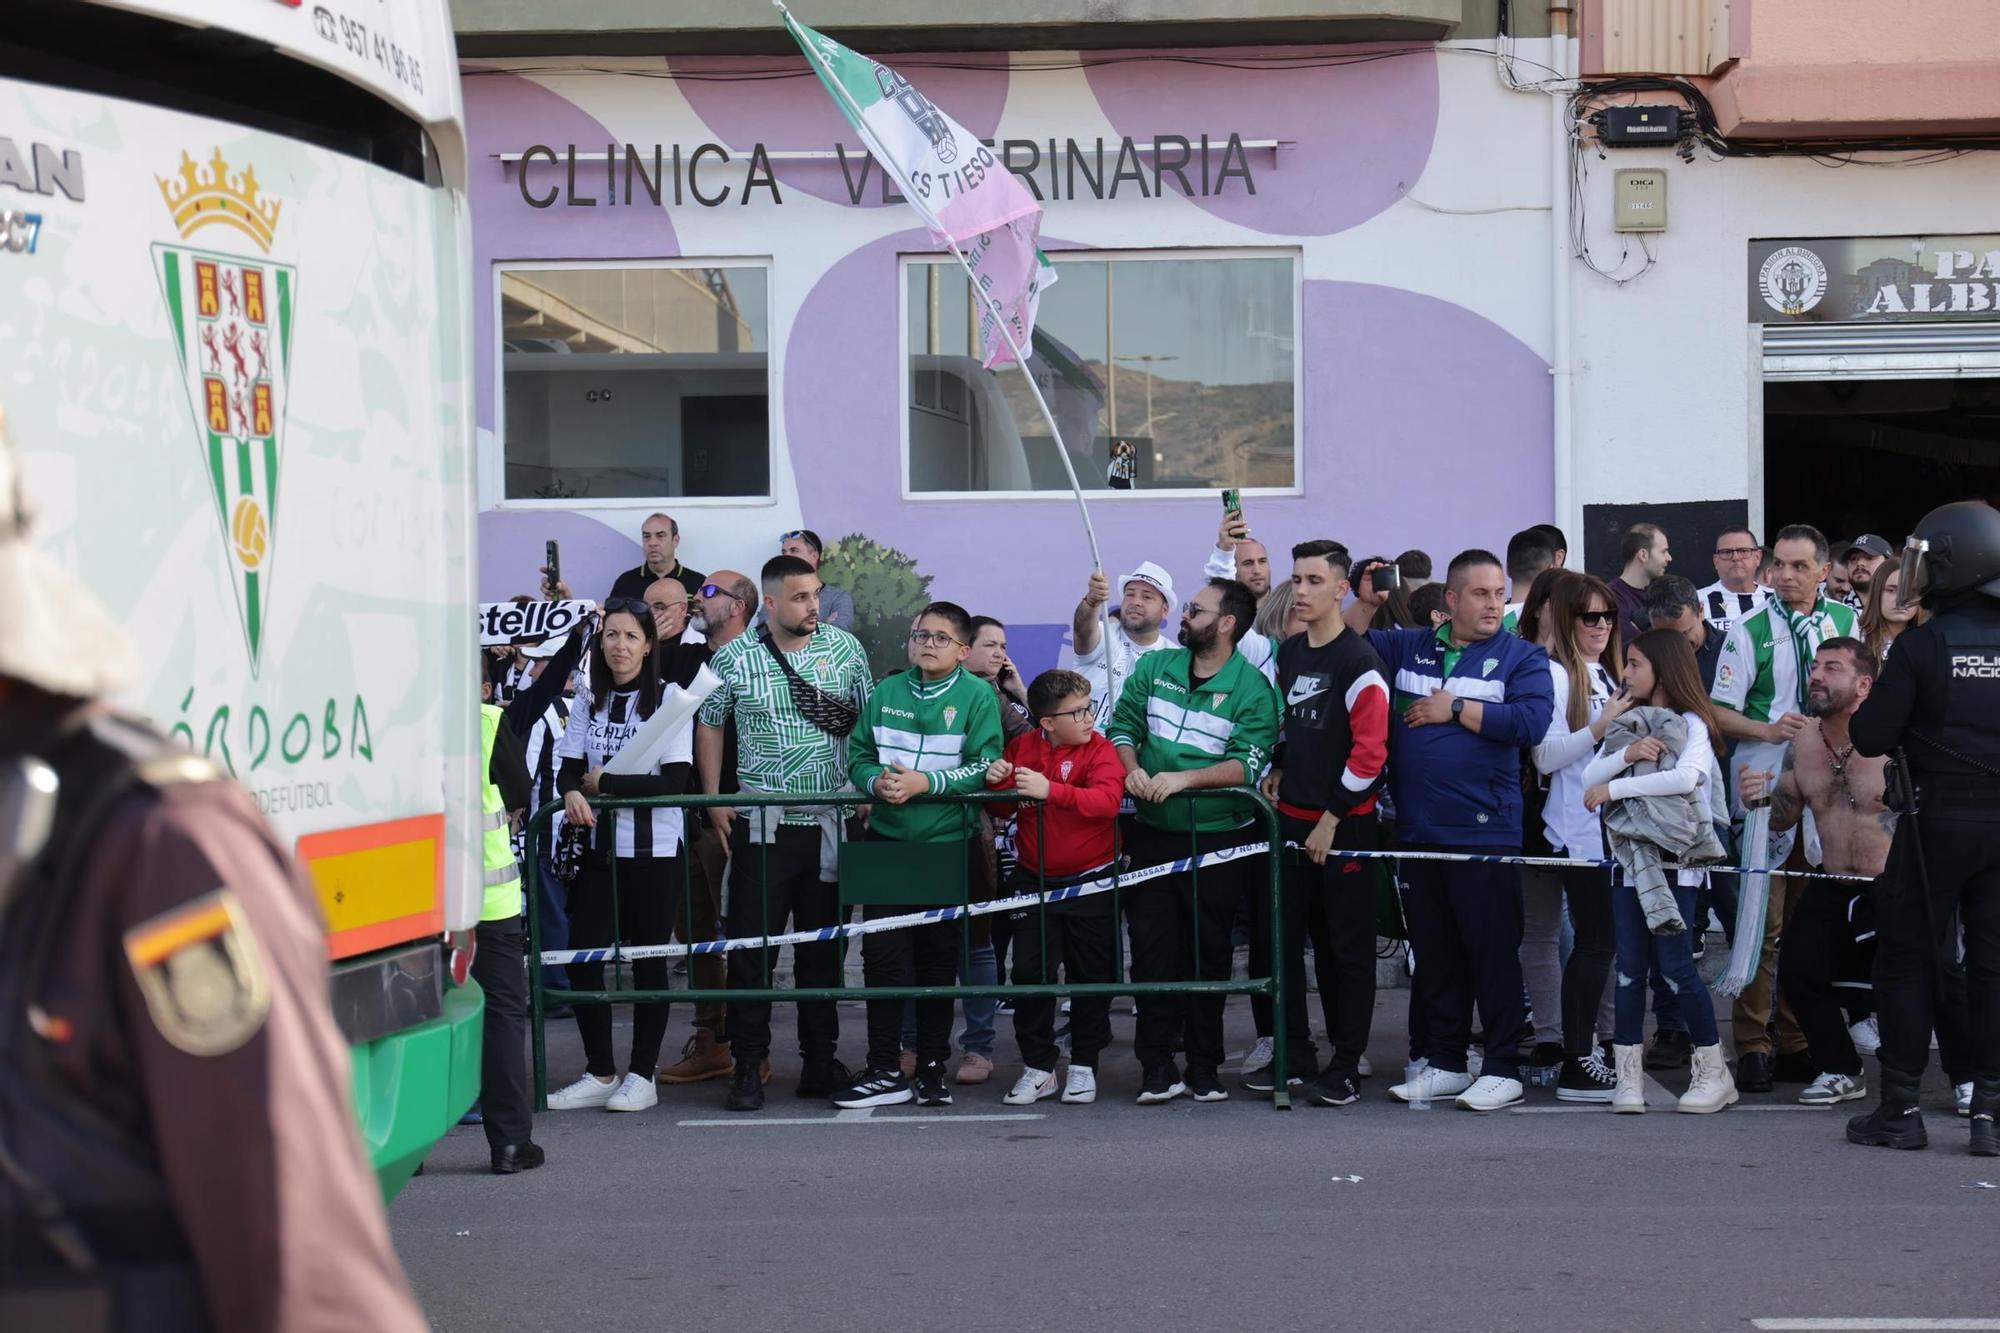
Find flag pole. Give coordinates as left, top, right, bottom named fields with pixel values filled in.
left=776, top=0, right=1121, bottom=702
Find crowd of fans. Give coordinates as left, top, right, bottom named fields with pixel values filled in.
left=478, top=508, right=1967, bottom=1126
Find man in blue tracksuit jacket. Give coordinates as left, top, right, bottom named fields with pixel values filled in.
left=1365, top=548, right=1555, bottom=1111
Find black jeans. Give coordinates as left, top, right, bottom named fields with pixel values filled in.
left=1555, top=863, right=1616, bottom=1057
left=1007, top=867, right=1116, bottom=1071
left=1779, top=878, right=1867, bottom=1078
left=568, top=857, right=682, bottom=1078
left=1400, top=843, right=1526, bottom=1080
left=473, top=915, right=532, bottom=1151
left=1255, top=813, right=1381, bottom=1074
left=859, top=836, right=977, bottom=1071
left=723, top=822, right=844, bottom=1067
left=1873, top=813, right=1993, bottom=1089
left=1124, top=821, right=1255, bottom=1077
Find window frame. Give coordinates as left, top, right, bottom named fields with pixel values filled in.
left=491, top=256, right=778, bottom=511
left=897, top=246, right=1306, bottom=503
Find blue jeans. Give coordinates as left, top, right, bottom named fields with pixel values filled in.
left=534, top=851, right=570, bottom=994
left=959, top=941, right=998, bottom=1057
left=1611, top=875, right=1717, bottom=1047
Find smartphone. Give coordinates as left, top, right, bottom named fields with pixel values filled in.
left=1220, top=488, right=1242, bottom=516
left=1373, top=562, right=1402, bottom=592
left=544, top=539, right=561, bottom=599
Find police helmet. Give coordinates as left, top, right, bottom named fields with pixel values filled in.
left=1897, top=500, right=2000, bottom=610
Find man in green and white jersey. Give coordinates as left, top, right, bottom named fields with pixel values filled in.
left=1709, top=524, right=1857, bottom=1092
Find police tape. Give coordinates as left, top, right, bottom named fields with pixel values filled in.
left=535, top=840, right=1869, bottom=967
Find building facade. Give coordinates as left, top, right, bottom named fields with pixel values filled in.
left=455, top=0, right=2000, bottom=670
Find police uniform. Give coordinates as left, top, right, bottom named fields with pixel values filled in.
left=1849, top=501, right=2000, bottom=1155
left=0, top=702, right=428, bottom=1331
left=475, top=702, right=540, bottom=1171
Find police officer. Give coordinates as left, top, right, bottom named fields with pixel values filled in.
left=1849, top=500, right=2000, bottom=1158
left=0, top=411, right=428, bottom=1327
left=477, top=691, right=544, bottom=1173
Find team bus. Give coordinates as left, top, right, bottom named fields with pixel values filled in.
left=1, top=0, right=481, bottom=1197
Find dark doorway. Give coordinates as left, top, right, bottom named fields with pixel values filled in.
left=1764, top=377, right=2000, bottom=542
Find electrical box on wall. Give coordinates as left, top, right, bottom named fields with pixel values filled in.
left=1613, top=168, right=1668, bottom=232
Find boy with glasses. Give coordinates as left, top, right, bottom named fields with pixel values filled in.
left=836, top=602, right=1004, bottom=1107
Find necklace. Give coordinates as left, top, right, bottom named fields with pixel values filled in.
left=1819, top=721, right=1857, bottom=810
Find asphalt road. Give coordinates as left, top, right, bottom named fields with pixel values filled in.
left=390, top=987, right=1999, bottom=1333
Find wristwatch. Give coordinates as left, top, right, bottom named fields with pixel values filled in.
left=1450, top=696, right=1465, bottom=721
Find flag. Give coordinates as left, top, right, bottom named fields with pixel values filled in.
left=781, top=6, right=1048, bottom=364
left=1026, top=325, right=1105, bottom=462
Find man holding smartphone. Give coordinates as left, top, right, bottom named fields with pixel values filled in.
left=1203, top=492, right=1280, bottom=684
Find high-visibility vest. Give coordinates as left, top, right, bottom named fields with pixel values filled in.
left=479, top=703, right=524, bottom=922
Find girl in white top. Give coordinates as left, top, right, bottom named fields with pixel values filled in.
left=1582, top=628, right=1736, bottom=1116
left=1525, top=572, right=1629, bottom=1102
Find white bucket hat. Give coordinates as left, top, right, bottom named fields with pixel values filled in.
left=0, top=405, right=134, bottom=699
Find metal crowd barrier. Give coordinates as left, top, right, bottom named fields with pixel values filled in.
left=523, top=786, right=1295, bottom=1110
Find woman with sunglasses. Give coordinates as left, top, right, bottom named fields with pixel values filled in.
left=546, top=598, right=697, bottom=1113
left=1525, top=573, right=1630, bottom=1101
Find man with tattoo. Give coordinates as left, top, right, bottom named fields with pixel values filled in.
left=1741, top=638, right=1893, bottom=1107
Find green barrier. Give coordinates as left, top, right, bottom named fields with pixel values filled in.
left=524, top=787, right=1293, bottom=1110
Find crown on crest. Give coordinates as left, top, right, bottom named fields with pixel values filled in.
left=156, top=148, right=284, bottom=252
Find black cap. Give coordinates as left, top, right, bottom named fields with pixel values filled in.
left=1840, top=534, right=1892, bottom=561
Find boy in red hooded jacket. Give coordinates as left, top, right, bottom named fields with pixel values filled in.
left=985, top=669, right=1125, bottom=1106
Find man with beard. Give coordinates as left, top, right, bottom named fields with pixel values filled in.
left=1740, top=639, right=1949, bottom=1110
left=1066, top=562, right=1175, bottom=729
left=697, top=555, right=873, bottom=1112
left=1108, top=578, right=1280, bottom=1104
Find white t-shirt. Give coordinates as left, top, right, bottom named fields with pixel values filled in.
left=1063, top=622, right=1169, bottom=730
left=556, top=681, right=696, bottom=859
left=1696, top=580, right=1770, bottom=636
left=1533, top=659, right=1616, bottom=860
left=1202, top=544, right=1279, bottom=684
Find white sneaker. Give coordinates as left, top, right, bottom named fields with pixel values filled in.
left=548, top=1072, right=618, bottom=1111
left=1062, top=1066, right=1098, bottom=1104
left=606, top=1071, right=659, bottom=1112
left=1003, top=1067, right=1059, bottom=1106
left=1848, top=1016, right=1881, bottom=1056
left=1243, top=1036, right=1274, bottom=1072
left=1960, top=1081, right=1975, bottom=1118
left=1798, top=1071, right=1866, bottom=1107
left=1455, top=1075, right=1525, bottom=1112
left=1389, top=1066, right=1473, bottom=1103
left=1357, top=1054, right=1373, bottom=1078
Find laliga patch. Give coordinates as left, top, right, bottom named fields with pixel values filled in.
left=123, top=889, right=270, bottom=1057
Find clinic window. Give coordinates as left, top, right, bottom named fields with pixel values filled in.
left=500, top=263, right=771, bottom=501
left=904, top=252, right=1298, bottom=495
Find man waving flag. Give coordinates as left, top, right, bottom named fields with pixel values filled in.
left=779, top=3, right=1051, bottom=368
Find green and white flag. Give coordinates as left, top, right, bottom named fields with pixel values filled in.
left=154, top=244, right=295, bottom=673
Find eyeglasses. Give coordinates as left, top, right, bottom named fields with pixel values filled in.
left=1182, top=603, right=1220, bottom=620
left=699, top=583, right=744, bottom=602
left=649, top=600, right=688, bottom=617
left=908, top=630, right=963, bottom=648
left=1575, top=610, right=1617, bottom=628
left=1041, top=704, right=1095, bottom=723
left=1715, top=545, right=1761, bottom=558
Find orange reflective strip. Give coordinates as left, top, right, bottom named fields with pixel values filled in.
left=126, top=898, right=232, bottom=967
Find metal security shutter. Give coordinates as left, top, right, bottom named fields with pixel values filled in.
left=1763, top=322, right=2000, bottom=381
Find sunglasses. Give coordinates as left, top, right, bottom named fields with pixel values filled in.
left=1575, top=610, right=1617, bottom=628
left=700, top=583, right=744, bottom=602
left=602, top=597, right=655, bottom=623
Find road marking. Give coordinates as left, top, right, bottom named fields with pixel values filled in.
left=1510, top=1102, right=1822, bottom=1115
left=676, top=1112, right=1049, bottom=1127
left=1752, top=1312, right=2000, bottom=1320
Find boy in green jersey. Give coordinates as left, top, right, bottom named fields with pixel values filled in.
left=835, top=601, right=1003, bottom=1108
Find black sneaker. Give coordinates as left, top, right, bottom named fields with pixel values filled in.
left=490, top=1141, right=546, bottom=1175
left=725, top=1061, right=765, bottom=1113
left=1526, top=1041, right=1564, bottom=1071
left=1556, top=1051, right=1617, bottom=1104
left=1971, top=1113, right=1998, bottom=1159
left=1187, top=1067, right=1229, bottom=1103
left=1846, top=1100, right=1928, bottom=1150
left=832, top=1067, right=914, bottom=1109
left=1736, top=1051, right=1774, bottom=1094
left=795, top=1057, right=851, bottom=1101
left=914, top=1060, right=953, bottom=1107
left=1645, top=1029, right=1692, bottom=1071
left=1241, top=1052, right=1316, bottom=1096
left=1305, top=1070, right=1361, bottom=1107
left=1136, top=1064, right=1187, bottom=1104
